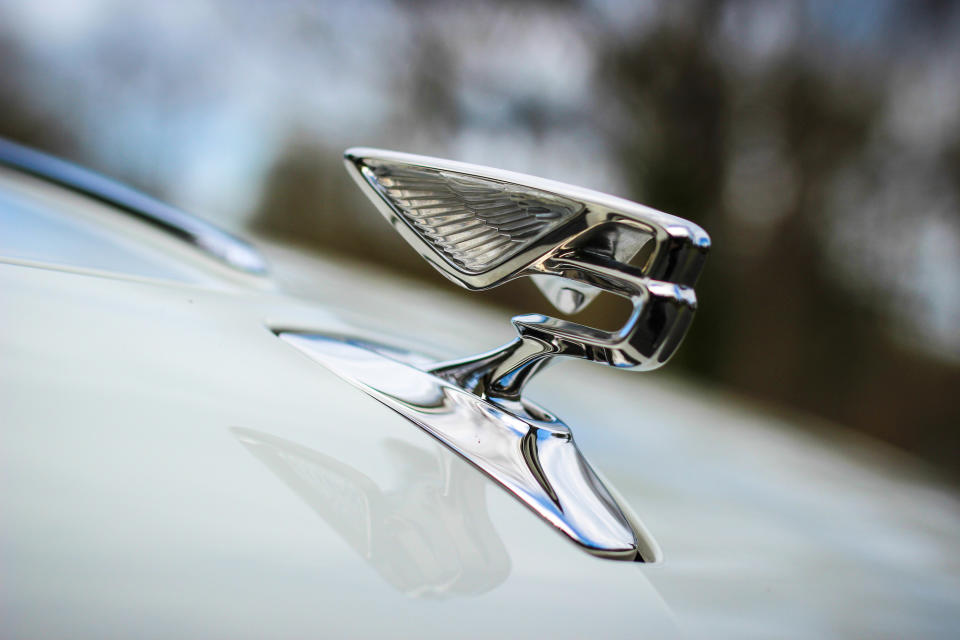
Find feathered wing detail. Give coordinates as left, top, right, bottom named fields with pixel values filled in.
left=362, top=161, right=582, bottom=273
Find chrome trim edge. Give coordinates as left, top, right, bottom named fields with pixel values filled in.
left=0, top=137, right=268, bottom=275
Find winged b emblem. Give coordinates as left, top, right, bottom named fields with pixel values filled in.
left=345, top=148, right=710, bottom=402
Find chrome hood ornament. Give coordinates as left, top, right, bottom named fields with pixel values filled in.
left=276, top=148, right=708, bottom=563
left=344, top=147, right=710, bottom=401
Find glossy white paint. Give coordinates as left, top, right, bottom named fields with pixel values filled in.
left=1, top=192, right=959, bottom=638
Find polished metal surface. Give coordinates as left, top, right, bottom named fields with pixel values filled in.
left=344, top=148, right=709, bottom=402
left=0, top=137, right=268, bottom=275
left=277, top=331, right=661, bottom=563
left=337, top=148, right=706, bottom=562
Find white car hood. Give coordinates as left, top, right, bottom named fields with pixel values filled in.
left=2, top=248, right=958, bottom=639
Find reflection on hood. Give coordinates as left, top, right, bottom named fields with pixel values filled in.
left=232, top=427, right=510, bottom=598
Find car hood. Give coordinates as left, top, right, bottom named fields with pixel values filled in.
left=2, top=246, right=959, bottom=639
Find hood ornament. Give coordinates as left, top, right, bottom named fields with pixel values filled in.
left=344, top=147, right=710, bottom=403
left=277, top=148, right=707, bottom=563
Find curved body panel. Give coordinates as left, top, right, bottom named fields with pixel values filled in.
left=1, top=153, right=958, bottom=638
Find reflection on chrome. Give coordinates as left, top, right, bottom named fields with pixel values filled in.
left=232, top=427, right=511, bottom=598
left=275, top=333, right=661, bottom=563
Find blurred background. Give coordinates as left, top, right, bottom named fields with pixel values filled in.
left=1, top=0, right=957, bottom=470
